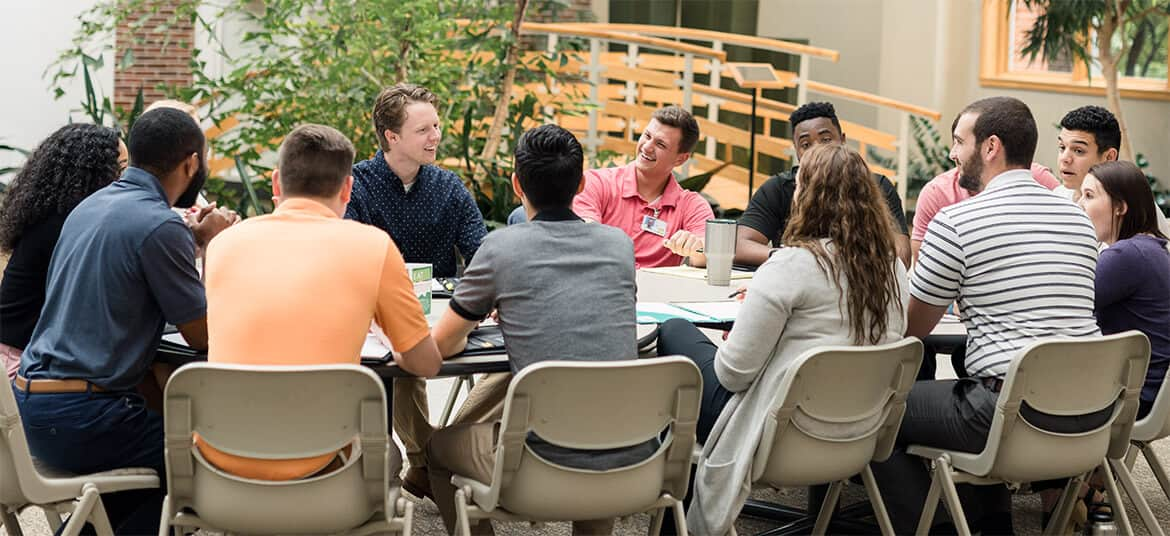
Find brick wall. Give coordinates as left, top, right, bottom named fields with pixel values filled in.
left=113, top=0, right=194, bottom=112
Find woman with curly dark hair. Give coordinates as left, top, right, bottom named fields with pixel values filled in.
left=656, top=144, right=910, bottom=534
left=0, top=123, right=126, bottom=379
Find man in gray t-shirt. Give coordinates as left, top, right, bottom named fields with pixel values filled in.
left=422, top=125, right=644, bottom=535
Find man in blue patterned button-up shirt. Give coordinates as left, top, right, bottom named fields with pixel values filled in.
left=346, top=84, right=486, bottom=279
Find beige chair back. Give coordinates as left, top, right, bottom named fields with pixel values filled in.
left=162, top=363, right=394, bottom=534
left=472, top=356, right=701, bottom=521
left=977, top=332, right=1149, bottom=482
left=751, top=338, right=922, bottom=487
left=1, top=376, right=44, bottom=505
left=1132, top=356, right=1170, bottom=442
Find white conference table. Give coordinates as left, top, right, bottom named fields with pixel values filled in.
left=366, top=267, right=968, bottom=377
left=363, top=268, right=738, bottom=377
left=159, top=268, right=967, bottom=376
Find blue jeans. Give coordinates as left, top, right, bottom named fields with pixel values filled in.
left=15, top=386, right=165, bottom=535
left=655, top=319, right=735, bottom=446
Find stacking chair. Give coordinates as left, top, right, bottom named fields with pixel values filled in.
left=158, top=363, right=413, bottom=535
left=737, top=337, right=923, bottom=536
left=449, top=356, right=701, bottom=536
left=0, top=378, right=159, bottom=536
left=908, top=332, right=1150, bottom=536
left=1112, top=358, right=1170, bottom=535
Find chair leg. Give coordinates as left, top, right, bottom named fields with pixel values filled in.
left=915, top=464, right=942, bottom=536
left=914, top=479, right=940, bottom=536
left=437, top=376, right=467, bottom=427
left=83, top=486, right=114, bottom=536
left=403, top=497, right=415, bottom=536
left=1100, top=459, right=1136, bottom=536
left=62, top=487, right=98, bottom=536
left=671, top=499, right=688, bottom=536
left=1108, top=457, right=1165, bottom=536
left=41, top=506, right=63, bottom=533
left=1, top=506, right=25, bottom=536
left=1125, top=441, right=1140, bottom=470
left=648, top=507, right=665, bottom=536
left=454, top=487, right=473, bottom=536
left=1141, top=442, right=1170, bottom=501
left=937, top=467, right=971, bottom=536
left=157, top=496, right=170, bottom=536
left=862, top=465, right=896, bottom=536
left=1044, top=473, right=1084, bottom=536
left=811, top=480, right=844, bottom=536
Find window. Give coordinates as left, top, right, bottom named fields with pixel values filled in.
left=981, top=0, right=1170, bottom=101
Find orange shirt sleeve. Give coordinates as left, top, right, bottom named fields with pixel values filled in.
left=374, top=240, right=430, bottom=353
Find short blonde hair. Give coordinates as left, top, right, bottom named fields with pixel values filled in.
left=372, top=84, right=438, bottom=151
left=144, top=99, right=198, bottom=122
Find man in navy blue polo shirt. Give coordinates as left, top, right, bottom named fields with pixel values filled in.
left=16, top=108, right=236, bottom=532
left=345, top=83, right=487, bottom=278
left=345, top=84, right=488, bottom=494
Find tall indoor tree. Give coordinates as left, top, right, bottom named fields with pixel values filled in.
left=1020, top=0, right=1170, bottom=161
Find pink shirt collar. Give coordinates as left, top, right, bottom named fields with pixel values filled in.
left=617, top=163, right=682, bottom=208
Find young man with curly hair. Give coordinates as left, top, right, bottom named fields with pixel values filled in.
left=734, top=101, right=911, bottom=267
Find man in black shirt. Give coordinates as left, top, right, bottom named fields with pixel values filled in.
left=735, top=102, right=910, bottom=267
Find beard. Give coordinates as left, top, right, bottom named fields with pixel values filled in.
left=957, top=155, right=983, bottom=193
left=175, top=159, right=208, bottom=209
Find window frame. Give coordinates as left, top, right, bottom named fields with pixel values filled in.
left=980, top=0, right=1170, bottom=102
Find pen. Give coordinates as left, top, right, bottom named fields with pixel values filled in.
left=727, top=288, right=746, bottom=299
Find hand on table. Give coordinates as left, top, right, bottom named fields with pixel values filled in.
left=663, top=230, right=705, bottom=258
left=730, top=285, right=748, bottom=303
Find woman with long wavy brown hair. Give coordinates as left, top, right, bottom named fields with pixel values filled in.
left=657, top=143, right=909, bottom=534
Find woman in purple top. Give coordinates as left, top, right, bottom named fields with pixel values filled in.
left=0, top=124, right=126, bottom=380
left=1078, top=160, right=1170, bottom=418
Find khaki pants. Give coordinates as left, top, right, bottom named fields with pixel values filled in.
left=426, top=421, right=615, bottom=535
left=394, top=372, right=512, bottom=467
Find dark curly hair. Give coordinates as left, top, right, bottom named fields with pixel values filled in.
left=1060, top=105, right=1121, bottom=154
left=789, top=101, right=841, bottom=132
left=0, top=124, right=122, bottom=252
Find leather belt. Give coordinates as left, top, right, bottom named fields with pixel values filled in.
left=979, top=376, right=1005, bottom=393
left=13, top=375, right=106, bottom=394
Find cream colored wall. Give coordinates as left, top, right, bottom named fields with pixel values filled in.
left=747, top=0, right=1170, bottom=182
left=0, top=0, right=114, bottom=179
left=756, top=0, right=886, bottom=127
left=943, top=0, right=1170, bottom=184
left=589, top=0, right=607, bottom=23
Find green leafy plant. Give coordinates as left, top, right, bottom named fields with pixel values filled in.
left=46, top=0, right=586, bottom=224
left=868, top=115, right=950, bottom=200
left=0, top=143, right=31, bottom=179
left=1020, top=0, right=1170, bottom=162
left=1137, top=153, right=1170, bottom=216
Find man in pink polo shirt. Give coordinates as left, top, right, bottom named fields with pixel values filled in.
left=573, top=106, right=715, bottom=268
left=911, top=162, right=1059, bottom=264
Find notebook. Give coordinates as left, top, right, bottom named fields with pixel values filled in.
left=640, top=265, right=754, bottom=281
left=636, top=300, right=740, bottom=324
left=360, top=325, right=506, bottom=365
left=457, top=325, right=506, bottom=357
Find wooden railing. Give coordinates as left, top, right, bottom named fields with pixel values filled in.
left=207, top=22, right=940, bottom=211
left=493, top=22, right=940, bottom=209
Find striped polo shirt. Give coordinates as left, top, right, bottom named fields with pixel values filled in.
left=912, top=168, right=1101, bottom=379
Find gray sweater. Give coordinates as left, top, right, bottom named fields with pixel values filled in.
left=688, top=241, right=909, bottom=535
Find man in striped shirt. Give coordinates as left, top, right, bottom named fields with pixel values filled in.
left=873, top=96, right=1101, bottom=534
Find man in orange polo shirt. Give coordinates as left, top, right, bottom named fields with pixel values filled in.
left=201, top=124, right=442, bottom=480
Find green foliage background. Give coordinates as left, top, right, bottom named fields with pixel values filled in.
left=47, top=0, right=591, bottom=222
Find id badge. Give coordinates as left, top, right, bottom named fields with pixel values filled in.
left=641, top=215, right=668, bottom=237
